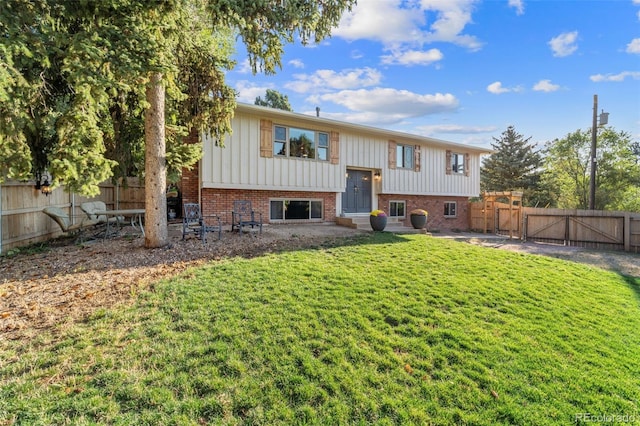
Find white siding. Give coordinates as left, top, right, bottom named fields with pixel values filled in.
left=202, top=107, right=483, bottom=198
left=340, top=132, right=481, bottom=197
left=202, top=113, right=343, bottom=192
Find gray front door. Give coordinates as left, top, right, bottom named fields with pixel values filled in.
left=342, top=169, right=372, bottom=214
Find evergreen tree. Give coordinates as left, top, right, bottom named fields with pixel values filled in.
left=480, top=126, right=544, bottom=206
left=255, top=89, right=293, bottom=111
left=0, top=0, right=355, bottom=247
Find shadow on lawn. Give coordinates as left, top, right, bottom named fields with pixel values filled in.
left=622, top=274, right=640, bottom=303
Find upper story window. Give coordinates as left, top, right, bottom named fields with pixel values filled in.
left=274, top=125, right=329, bottom=161
left=396, top=144, right=414, bottom=169
left=451, top=153, right=465, bottom=174
left=446, top=150, right=469, bottom=176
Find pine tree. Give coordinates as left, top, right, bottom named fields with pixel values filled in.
left=255, top=89, right=293, bottom=111
left=481, top=126, right=543, bottom=206
left=0, top=0, right=355, bottom=248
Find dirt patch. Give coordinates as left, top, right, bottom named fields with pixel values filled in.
left=455, top=234, right=640, bottom=279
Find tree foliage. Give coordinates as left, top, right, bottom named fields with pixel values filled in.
left=0, top=0, right=354, bottom=193
left=543, top=128, right=640, bottom=211
left=255, top=89, right=293, bottom=111
left=480, top=126, right=544, bottom=206
left=1, top=0, right=355, bottom=247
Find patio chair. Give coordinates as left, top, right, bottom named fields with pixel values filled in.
left=42, top=207, right=102, bottom=241
left=231, top=200, right=262, bottom=235
left=80, top=201, right=123, bottom=224
left=182, top=203, right=222, bottom=243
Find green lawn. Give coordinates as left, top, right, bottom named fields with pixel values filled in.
left=1, top=233, right=639, bottom=425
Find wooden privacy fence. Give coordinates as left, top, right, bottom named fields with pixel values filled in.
left=523, top=208, right=640, bottom=252
left=470, top=201, right=640, bottom=253
left=0, top=178, right=144, bottom=254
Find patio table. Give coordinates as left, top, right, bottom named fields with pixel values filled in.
left=95, top=209, right=145, bottom=238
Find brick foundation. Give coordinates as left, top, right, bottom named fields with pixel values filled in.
left=200, top=188, right=337, bottom=225
left=180, top=129, right=200, bottom=205
left=377, top=194, right=470, bottom=231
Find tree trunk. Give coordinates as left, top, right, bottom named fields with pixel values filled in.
left=144, top=72, right=169, bottom=248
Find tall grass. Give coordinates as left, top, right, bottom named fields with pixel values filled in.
left=1, top=233, right=639, bottom=425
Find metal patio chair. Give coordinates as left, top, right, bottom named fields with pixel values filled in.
left=182, top=203, right=221, bottom=243
left=231, top=200, right=263, bottom=235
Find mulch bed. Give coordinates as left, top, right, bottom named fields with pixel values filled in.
left=0, top=226, right=351, bottom=341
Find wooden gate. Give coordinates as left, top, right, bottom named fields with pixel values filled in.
left=496, top=205, right=521, bottom=238
left=524, top=213, right=625, bottom=251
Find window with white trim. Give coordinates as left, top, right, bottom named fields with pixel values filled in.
left=270, top=199, right=323, bottom=221
left=451, top=153, right=465, bottom=174
left=274, top=125, right=329, bottom=161
left=396, top=144, right=414, bottom=169
left=444, top=201, right=457, bottom=218
left=389, top=201, right=406, bottom=218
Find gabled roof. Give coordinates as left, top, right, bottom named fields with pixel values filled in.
left=237, top=102, right=493, bottom=155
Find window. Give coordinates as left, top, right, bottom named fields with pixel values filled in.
left=451, top=153, right=465, bottom=174
left=274, top=125, right=329, bottom=161
left=396, top=144, right=414, bottom=169
left=389, top=201, right=406, bottom=218
left=270, top=199, right=323, bottom=221
left=444, top=201, right=457, bottom=218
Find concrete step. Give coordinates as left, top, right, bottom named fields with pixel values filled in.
left=336, top=216, right=428, bottom=234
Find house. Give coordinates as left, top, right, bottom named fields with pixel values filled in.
left=180, top=103, right=491, bottom=231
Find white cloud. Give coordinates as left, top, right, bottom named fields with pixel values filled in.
left=334, top=0, right=422, bottom=44
left=234, top=81, right=274, bottom=103
left=590, top=71, right=640, bottom=82
left=334, top=0, right=483, bottom=51
left=284, top=67, right=383, bottom=93
left=533, top=79, right=560, bottom=92
left=235, top=59, right=253, bottom=74
left=288, top=59, right=305, bottom=69
left=487, top=81, right=523, bottom=94
left=416, top=124, right=497, bottom=135
left=626, top=38, right=640, bottom=54
left=548, top=31, right=579, bottom=57
left=380, top=48, right=444, bottom=66
left=312, top=88, right=459, bottom=125
left=508, top=0, right=524, bottom=15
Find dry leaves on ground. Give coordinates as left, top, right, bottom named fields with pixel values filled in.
left=1, top=225, right=361, bottom=341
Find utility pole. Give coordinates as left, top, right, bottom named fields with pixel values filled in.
left=589, top=95, right=610, bottom=210
left=589, top=95, right=598, bottom=210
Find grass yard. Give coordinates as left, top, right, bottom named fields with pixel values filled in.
left=1, top=233, right=639, bottom=425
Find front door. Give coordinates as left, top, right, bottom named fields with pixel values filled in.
left=342, top=169, right=372, bottom=214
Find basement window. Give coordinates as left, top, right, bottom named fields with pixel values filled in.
left=389, top=200, right=406, bottom=218
left=444, top=201, right=457, bottom=218
left=270, top=199, right=323, bottom=221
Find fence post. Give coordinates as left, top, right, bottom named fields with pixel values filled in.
left=523, top=214, right=527, bottom=242
left=624, top=213, right=630, bottom=252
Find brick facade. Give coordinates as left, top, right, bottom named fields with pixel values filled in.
left=180, top=128, right=200, bottom=205
left=199, top=188, right=337, bottom=226
left=377, top=194, right=470, bottom=231
left=180, top=166, right=470, bottom=230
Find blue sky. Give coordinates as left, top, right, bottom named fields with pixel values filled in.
left=227, top=0, right=640, bottom=150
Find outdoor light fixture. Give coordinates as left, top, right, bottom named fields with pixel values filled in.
left=34, top=171, right=53, bottom=196
left=589, top=95, right=610, bottom=210
left=374, top=171, right=381, bottom=180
